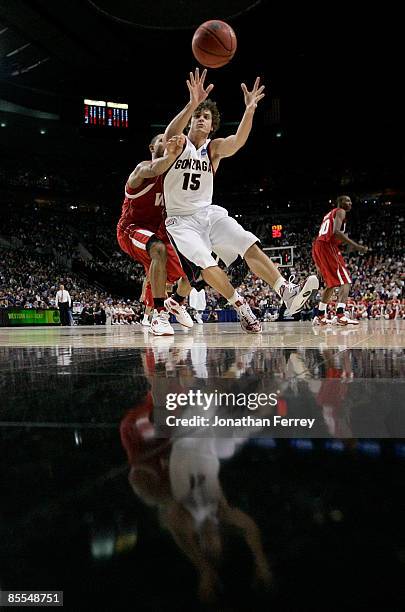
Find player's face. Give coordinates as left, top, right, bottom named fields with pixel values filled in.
left=341, top=197, right=352, bottom=211
left=191, top=109, right=213, bottom=136
left=151, top=134, right=165, bottom=158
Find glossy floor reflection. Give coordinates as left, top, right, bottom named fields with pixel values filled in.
left=0, top=322, right=404, bottom=610
left=0, top=319, right=404, bottom=348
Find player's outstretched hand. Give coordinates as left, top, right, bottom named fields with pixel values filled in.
left=187, top=67, right=214, bottom=109
left=165, top=134, right=186, bottom=157
left=358, top=245, right=369, bottom=253
left=241, top=77, right=265, bottom=110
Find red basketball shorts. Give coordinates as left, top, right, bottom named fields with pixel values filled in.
left=117, top=226, right=186, bottom=284
left=312, top=240, right=351, bottom=288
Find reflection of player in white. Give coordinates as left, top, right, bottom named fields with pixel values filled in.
left=167, top=437, right=272, bottom=603
left=164, top=68, right=318, bottom=334
left=189, top=287, right=206, bottom=324
left=121, top=346, right=272, bottom=604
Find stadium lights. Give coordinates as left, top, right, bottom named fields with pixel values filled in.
left=107, top=101, right=128, bottom=109
left=0, top=122, right=6, bottom=127
left=40, top=129, right=46, bottom=135
left=84, top=98, right=106, bottom=107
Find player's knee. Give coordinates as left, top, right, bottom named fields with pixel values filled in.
left=244, top=242, right=261, bottom=259
left=148, top=240, right=167, bottom=261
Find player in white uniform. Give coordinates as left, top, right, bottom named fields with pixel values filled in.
left=163, top=69, right=319, bottom=333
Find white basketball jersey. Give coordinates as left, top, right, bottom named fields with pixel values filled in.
left=163, top=137, right=213, bottom=216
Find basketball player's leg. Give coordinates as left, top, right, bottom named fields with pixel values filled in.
left=320, top=286, right=336, bottom=307
left=118, top=227, right=167, bottom=305
left=313, top=286, right=335, bottom=324
left=336, top=284, right=350, bottom=303
left=165, top=244, right=192, bottom=299
left=117, top=229, right=174, bottom=335
left=209, top=207, right=319, bottom=315
left=141, top=285, right=154, bottom=326
left=142, top=305, right=153, bottom=326
left=311, top=241, right=338, bottom=323
left=137, top=234, right=193, bottom=329
left=177, top=277, right=192, bottom=297
left=334, top=283, right=358, bottom=324
left=140, top=277, right=152, bottom=326
left=166, top=215, right=261, bottom=333
left=243, top=244, right=319, bottom=314
left=331, top=255, right=357, bottom=323
left=134, top=237, right=174, bottom=334
left=147, top=237, right=168, bottom=303
left=201, top=266, right=238, bottom=300
left=243, top=243, right=282, bottom=287
left=156, top=221, right=192, bottom=302
left=312, top=240, right=356, bottom=324
left=161, top=242, right=194, bottom=328
left=201, top=264, right=263, bottom=331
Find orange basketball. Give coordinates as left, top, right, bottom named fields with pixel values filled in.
left=192, top=20, right=237, bottom=69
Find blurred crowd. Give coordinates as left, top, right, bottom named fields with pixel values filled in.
left=0, top=198, right=403, bottom=323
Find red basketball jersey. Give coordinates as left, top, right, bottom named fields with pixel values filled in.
left=117, top=175, right=165, bottom=233
left=316, top=208, right=346, bottom=245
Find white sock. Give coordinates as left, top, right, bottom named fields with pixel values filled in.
left=319, top=301, right=327, bottom=313
left=273, top=275, right=287, bottom=295
left=228, top=291, right=244, bottom=306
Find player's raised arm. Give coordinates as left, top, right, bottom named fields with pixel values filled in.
left=210, top=77, right=265, bottom=160
left=127, top=135, right=185, bottom=189
left=164, top=68, right=214, bottom=140
left=334, top=208, right=368, bottom=252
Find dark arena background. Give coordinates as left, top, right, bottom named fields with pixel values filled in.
left=0, top=1, right=404, bottom=610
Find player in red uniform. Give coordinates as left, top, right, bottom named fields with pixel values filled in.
left=312, top=195, right=368, bottom=326
left=117, top=134, right=193, bottom=335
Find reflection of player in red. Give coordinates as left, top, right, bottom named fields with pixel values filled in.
left=315, top=348, right=361, bottom=448
left=117, top=134, right=193, bottom=336
left=312, top=195, right=368, bottom=326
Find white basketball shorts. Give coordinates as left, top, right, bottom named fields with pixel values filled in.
left=165, top=205, right=259, bottom=282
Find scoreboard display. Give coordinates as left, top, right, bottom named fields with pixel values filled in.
left=272, top=224, right=283, bottom=239
left=83, top=99, right=128, bottom=128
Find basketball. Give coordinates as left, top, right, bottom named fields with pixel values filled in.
left=192, top=20, right=237, bottom=69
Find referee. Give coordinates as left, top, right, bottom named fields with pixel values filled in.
left=55, top=284, right=71, bottom=326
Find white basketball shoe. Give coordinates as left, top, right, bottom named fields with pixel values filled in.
left=164, top=297, right=194, bottom=328
left=150, top=310, right=174, bottom=336
left=279, top=275, right=319, bottom=315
